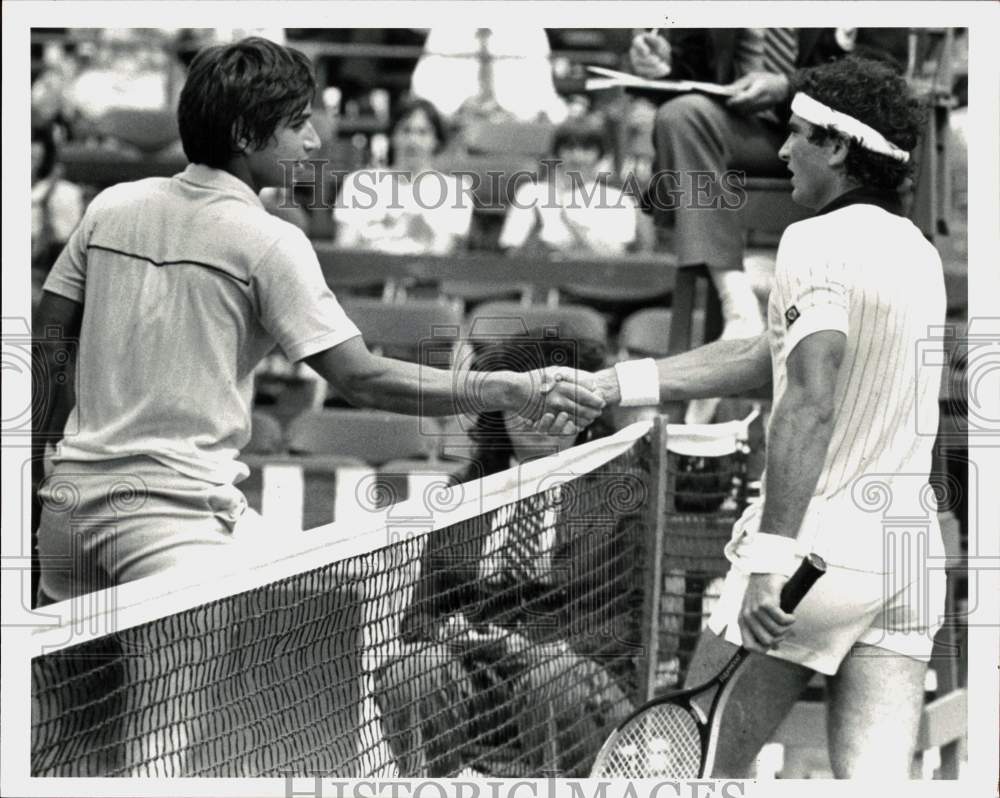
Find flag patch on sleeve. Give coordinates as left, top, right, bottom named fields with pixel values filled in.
left=785, top=305, right=800, bottom=327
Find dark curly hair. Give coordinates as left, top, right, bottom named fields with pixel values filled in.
left=467, top=328, right=611, bottom=478
left=791, top=56, right=926, bottom=191
left=178, top=36, right=315, bottom=168
left=391, top=97, right=448, bottom=152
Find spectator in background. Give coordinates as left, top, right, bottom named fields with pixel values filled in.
left=499, top=115, right=637, bottom=257
left=32, top=125, right=84, bottom=310
left=334, top=97, right=473, bottom=255
left=64, top=29, right=186, bottom=129
left=410, top=27, right=568, bottom=126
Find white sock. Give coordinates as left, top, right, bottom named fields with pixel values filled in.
left=712, top=268, right=765, bottom=339
left=685, top=269, right=763, bottom=425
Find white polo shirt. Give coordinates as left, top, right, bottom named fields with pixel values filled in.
left=733, top=194, right=946, bottom=573
left=499, top=179, right=637, bottom=256
left=44, top=164, right=360, bottom=485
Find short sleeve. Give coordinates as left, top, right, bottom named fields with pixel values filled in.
left=498, top=182, right=540, bottom=250
left=333, top=170, right=381, bottom=246
left=42, top=187, right=100, bottom=303
left=773, top=224, right=850, bottom=355
left=50, top=181, right=85, bottom=243
left=253, top=227, right=361, bottom=362
left=439, top=174, right=474, bottom=238
left=575, top=186, right=637, bottom=252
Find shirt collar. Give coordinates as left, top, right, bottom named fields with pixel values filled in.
left=815, top=186, right=904, bottom=218
left=177, top=163, right=264, bottom=208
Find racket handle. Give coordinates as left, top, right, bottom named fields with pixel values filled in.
left=778, top=553, right=827, bottom=612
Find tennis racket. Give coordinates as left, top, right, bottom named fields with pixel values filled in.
left=589, top=553, right=826, bottom=779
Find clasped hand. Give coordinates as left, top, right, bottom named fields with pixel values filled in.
left=629, top=32, right=672, bottom=80
left=738, top=572, right=796, bottom=653
left=516, top=366, right=605, bottom=436
left=725, top=71, right=790, bottom=115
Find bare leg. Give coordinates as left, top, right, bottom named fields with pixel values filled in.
left=826, top=643, right=927, bottom=779
left=685, top=629, right=815, bottom=778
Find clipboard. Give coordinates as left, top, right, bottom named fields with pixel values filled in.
left=585, top=65, right=736, bottom=98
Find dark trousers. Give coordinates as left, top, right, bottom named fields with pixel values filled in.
left=653, top=94, right=788, bottom=270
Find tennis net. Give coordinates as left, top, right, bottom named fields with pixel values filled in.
left=30, top=421, right=662, bottom=779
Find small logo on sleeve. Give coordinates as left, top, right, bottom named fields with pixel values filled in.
left=784, top=305, right=800, bottom=327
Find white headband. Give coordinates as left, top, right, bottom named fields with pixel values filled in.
left=791, top=92, right=910, bottom=163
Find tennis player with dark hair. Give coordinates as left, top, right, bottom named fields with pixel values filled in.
left=32, top=36, right=603, bottom=607
left=593, top=56, right=944, bottom=777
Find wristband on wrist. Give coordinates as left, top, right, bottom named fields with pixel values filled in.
left=725, top=532, right=805, bottom=577
left=613, top=358, right=660, bottom=407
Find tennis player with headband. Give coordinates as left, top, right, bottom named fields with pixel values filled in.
left=593, top=56, right=945, bottom=778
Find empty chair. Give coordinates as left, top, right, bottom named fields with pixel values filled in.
left=246, top=409, right=286, bottom=455
left=436, top=153, right=537, bottom=211
left=340, top=297, right=465, bottom=365
left=619, top=307, right=707, bottom=358
left=465, top=301, right=608, bottom=346
left=96, top=107, right=180, bottom=154
left=288, top=408, right=438, bottom=463
left=286, top=408, right=468, bottom=523
left=463, top=120, right=555, bottom=157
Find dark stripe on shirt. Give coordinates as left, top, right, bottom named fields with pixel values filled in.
left=87, top=244, right=251, bottom=286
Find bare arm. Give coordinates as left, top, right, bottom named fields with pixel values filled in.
left=737, top=330, right=845, bottom=653
left=594, top=333, right=772, bottom=405
left=32, top=291, right=82, bottom=487
left=757, top=329, right=845, bottom=539
left=304, top=336, right=605, bottom=425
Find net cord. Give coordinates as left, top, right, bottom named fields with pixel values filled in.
left=27, top=420, right=654, bottom=659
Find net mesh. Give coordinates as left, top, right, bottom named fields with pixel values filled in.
left=589, top=702, right=702, bottom=779
left=655, top=423, right=751, bottom=690
left=31, top=434, right=653, bottom=779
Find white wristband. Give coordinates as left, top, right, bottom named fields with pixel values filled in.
left=725, top=532, right=805, bottom=577
left=614, top=358, right=660, bottom=407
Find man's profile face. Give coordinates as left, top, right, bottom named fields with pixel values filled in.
left=244, top=106, right=321, bottom=191
left=778, top=113, right=840, bottom=210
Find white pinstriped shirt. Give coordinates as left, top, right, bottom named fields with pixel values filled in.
left=737, top=193, right=947, bottom=573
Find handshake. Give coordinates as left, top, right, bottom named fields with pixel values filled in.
left=472, top=359, right=661, bottom=437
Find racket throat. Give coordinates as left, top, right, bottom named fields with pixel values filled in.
left=700, top=668, right=742, bottom=777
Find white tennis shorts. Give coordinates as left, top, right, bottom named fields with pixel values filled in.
left=707, top=560, right=948, bottom=675
left=36, top=455, right=266, bottom=605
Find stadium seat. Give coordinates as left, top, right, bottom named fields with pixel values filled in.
left=436, top=153, right=537, bottom=212
left=60, top=142, right=187, bottom=187
left=465, top=301, right=608, bottom=345
left=619, top=307, right=709, bottom=359
left=340, top=296, right=465, bottom=365
left=96, top=107, right=180, bottom=154
left=246, top=410, right=286, bottom=455
left=284, top=408, right=469, bottom=523
left=462, top=120, right=555, bottom=157
left=288, top=408, right=438, bottom=463
left=737, top=177, right=812, bottom=244
left=619, top=307, right=672, bottom=358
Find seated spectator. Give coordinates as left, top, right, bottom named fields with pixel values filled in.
left=410, top=27, right=568, bottom=126
left=64, top=29, right=186, bottom=133
left=498, top=116, right=637, bottom=257
left=32, top=125, right=84, bottom=310
left=334, top=97, right=472, bottom=255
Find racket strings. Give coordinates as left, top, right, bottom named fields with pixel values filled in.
left=590, top=704, right=702, bottom=778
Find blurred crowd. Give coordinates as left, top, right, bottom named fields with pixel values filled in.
left=30, top=26, right=968, bottom=336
